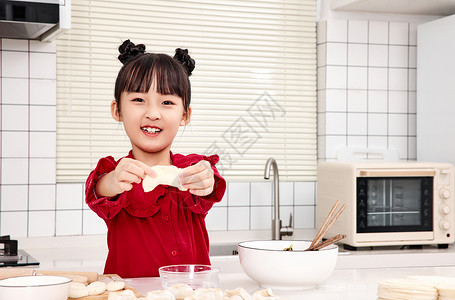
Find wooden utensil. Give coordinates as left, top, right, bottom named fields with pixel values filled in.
left=306, top=200, right=346, bottom=251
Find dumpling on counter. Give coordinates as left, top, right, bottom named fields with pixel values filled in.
left=184, top=288, right=223, bottom=300
left=146, top=289, right=176, bottom=300
left=100, top=274, right=126, bottom=292
left=68, top=282, right=89, bottom=298
left=87, top=281, right=107, bottom=295
left=107, top=289, right=137, bottom=300
left=252, top=289, right=278, bottom=300
left=166, top=283, right=194, bottom=299
left=223, top=287, right=251, bottom=300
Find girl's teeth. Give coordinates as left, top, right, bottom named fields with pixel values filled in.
left=143, top=127, right=161, bottom=133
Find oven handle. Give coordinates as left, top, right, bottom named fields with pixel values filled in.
left=359, top=170, right=436, bottom=177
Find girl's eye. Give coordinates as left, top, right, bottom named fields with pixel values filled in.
left=162, top=100, right=174, bottom=105
left=132, top=98, right=144, bottom=102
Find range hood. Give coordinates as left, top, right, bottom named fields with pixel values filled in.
left=0, top=0, right=71, bottom=41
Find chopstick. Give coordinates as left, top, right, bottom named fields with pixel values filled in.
left=306, top=200, right=346, bottom=251
left=312, top=234, right=346, bottom=251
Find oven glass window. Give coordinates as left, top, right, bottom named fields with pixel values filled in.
left=357, top=177, right=433, bottom=233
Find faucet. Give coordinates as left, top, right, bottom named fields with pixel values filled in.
left=264, top=157, right=294, bottom=240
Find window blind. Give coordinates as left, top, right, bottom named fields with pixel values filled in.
left=56, top=0, right=317, bottom=182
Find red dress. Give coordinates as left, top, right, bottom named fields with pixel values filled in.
left=85, top=151, right=226, bottom=278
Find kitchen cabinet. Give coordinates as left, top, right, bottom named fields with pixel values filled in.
left=416, top=14, right=455, bottom=165
left=332, top=0, right=455, bottom=16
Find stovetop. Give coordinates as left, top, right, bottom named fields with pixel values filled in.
left=0, top=236, right=39, bottom=267
left=0, top=249, right=40, bottom=267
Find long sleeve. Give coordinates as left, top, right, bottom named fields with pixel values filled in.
left=85, top=156, right=127, bottom=220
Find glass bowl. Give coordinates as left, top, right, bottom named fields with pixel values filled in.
left=158, top=264, right=220, bottom=289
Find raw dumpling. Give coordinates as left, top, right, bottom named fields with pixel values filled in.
left=100, top=274, right=126, bottom=291
left=223, top=287, right=251, bottom=300
left=143, top=166, right=187, bottom=192
left=68, top=282, right=89, bottom=298
left=166, top=283, right=194, bottom=299
left=107, top=280, right=126, bottom=291
left=107, top=289, right=137, bottom=300
left=87, top=281, right=107, bottom=295
left=185, top=288, right=223, bottom=300
left=252, top=289, right=279, bottom=300
left=146, top=289, right=176, bottom=300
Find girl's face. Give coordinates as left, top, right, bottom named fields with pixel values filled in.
left=111, top=88, right=191, bottom=159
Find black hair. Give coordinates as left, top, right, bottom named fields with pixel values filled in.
left=114, top=40, right=195, bottom=113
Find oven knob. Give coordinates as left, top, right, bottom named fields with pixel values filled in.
left=441, top=205, right=451, bottom=215
left=440, top=220, right=451, bottom=230
left=440, top=189, right=451, bottom=199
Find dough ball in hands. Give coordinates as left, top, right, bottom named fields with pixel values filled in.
left=68, top=282, right=89, bottom=298
left=146, top=289, right=176, bottom=300
left=166, top=283, right=194, bottom=299
left=143, top=166, right=187, bottom=192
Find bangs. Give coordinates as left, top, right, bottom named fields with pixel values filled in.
left=115, top=53, right=190, bottom=110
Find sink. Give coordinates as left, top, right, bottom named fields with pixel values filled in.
left=209, top=243, right=238, bottom=256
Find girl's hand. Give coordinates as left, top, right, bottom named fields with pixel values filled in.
left=96, top=158, right=156, bottom=197
left=179, top=160, right=215, bottom=197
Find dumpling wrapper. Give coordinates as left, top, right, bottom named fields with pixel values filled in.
left=223, top=287, right=251, bottom=300
left=143, top=165, right=187, bottom=192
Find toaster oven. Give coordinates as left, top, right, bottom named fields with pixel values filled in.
left=316, top=161, right=455, bottom=249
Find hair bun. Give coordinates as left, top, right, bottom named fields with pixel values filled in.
left=118, top=39, right=146, bottom=64
left=174, top=48, right=195, bottom=76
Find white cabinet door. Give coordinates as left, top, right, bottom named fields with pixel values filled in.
left=417, top=14, right=455, bottom=165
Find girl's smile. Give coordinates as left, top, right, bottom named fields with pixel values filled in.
left=141, top=126, right=162, bottom=135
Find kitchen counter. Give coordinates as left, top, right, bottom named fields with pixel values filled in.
left=13, top=233, right=455, bottom=298
left=126, top=266, right=455, bottom=299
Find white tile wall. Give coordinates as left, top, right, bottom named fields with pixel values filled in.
left=56, top=210, right=82, bottom=236
left=0, top=211, right=28, bottom=237
left=56, top=183, right=84, bottom=209
left=318, top=19, right=417, bottom=161
left=0, top=185, right=28, bottom=211
left=2, top=131, right=28, bottom=158
left=83, top=210, right=107, bottom=235
left=2, top=78, right=28, bottom=105
left=227, top=207, right=250, bottom=230
left=28, top=211, right=55, bottom=237
left=0, top=38, right=58, bottom=237
left=29, top=185, right=55, bottom=210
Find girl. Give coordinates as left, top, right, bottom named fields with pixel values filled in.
left=85, top=40, right=226, bottom=278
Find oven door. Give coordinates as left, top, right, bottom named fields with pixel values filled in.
left=356, top=173, right=434, bottom=234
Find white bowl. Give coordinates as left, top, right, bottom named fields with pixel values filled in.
left=159, top=264, right=220, bottom=289
left=238, top=240, right=338, bottom=290
left=0, top=275, right=71, bottom=300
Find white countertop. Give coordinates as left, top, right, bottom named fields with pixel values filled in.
left=14, top=233, right=455, bottom=298
left=125, top=266, right=455, bottom=299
